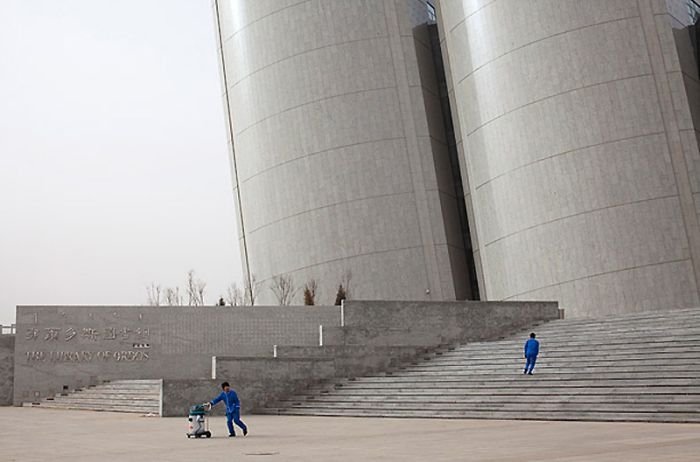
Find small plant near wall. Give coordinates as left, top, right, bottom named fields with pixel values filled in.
left=303, top=279, right=319, bottom=305
left=334, top=284, right=347, bottom=306
left=334, top=269, right=352, bottom=305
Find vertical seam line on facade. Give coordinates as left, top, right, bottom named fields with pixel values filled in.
left=382, top=1, right=435, bottom=296
left=637, top=0, right=700, bottom=293
left=456, top=15, right=643, bottom=88
left=465, top=73, right=654, bottom=138
left=227, top=35, right=392, bottom=89
left=234, top=85, right=398, bottom=138
left=213, top=0, right=253, bottom=293
left=501, top=258, right=694, bottom=301
left=473, top=131, right=666, bottom=191
left=219, top=0, right=311, bottom=43
left=482, top=193, right=681, bottom=249
left=437, top=4, right=492, bottom=298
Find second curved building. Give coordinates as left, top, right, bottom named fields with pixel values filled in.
left=437, top=0, right=700, bottom=316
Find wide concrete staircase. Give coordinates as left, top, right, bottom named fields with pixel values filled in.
left=28, top=379, right=161, bottom=415
left=262, top=307, right=700, bottom=423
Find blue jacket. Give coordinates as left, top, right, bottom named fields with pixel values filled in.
left=524, top=338, right=539, bottom=357
left=210, top=389, right=241, bottom=413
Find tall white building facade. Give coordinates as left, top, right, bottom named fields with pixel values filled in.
left=215, top=0, right=700, bottom=317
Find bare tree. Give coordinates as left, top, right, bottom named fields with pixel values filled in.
left=146, top=283, right=161, bottom=306
left=187, top=270, right=196, bottom=306
left=196, top=280, right=207, bottom=306
left=226, top=282, right=245, bottom=306
left=270, top=274, right=298, bottom=306
left=187, top=270, right=207, bottom=306
left=244, top=274, right=261, bottom=306
left=164, top=287, right=183, bottom=306
left=303, top=278, right=319, bottom=306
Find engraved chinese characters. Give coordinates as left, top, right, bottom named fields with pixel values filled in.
left=24, top=326, right=150, bottom=342
left=23, top=322, right=152, bottom=364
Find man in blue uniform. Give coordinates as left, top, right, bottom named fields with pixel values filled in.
left=209, top=381, right=248, bottom=437
left=523, top=333, right=540, bottom=375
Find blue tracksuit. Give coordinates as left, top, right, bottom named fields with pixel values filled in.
left=524, top=338, right=540, bottom=373
left=210, top=389, right=247, bottom=436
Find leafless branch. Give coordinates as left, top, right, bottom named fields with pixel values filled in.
left=244, top=274, right=261, bottom=306
left=146, top=283, right=161, bottom=306
left=226, top=282, right=244, bottom=306
left=270, top=274, right=298, bottom=306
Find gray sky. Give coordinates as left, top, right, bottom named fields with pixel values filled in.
left=0, top=0, right=242, bottom=324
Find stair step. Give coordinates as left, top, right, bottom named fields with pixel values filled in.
left=302, top=386, right=700, bottom=396
left=454, top=336, right=700, bottom=350
left=36, top=379, right=162, bottom=415
left=289, top=394, right=700, bottom=404
left=262, top=307, right=700, bottom=423
left=396, top=363, right=700, bottom=372
left=345, top=373, right=700, bottom=383
left=260, top=408, right=700, bottom=423
left=280, top=401, right=699, bottom=413
left=50, top=398, right=160, bottom=405
left=413, top=354, right=700, bottom=367
left=29, top=402, right=159, bottom=413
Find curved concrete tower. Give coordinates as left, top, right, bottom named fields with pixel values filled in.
left=213, top=0, right=476, bottom=304
left=436, top=0, right=700, bottom=316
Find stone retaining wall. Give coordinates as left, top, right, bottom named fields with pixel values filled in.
left=161, top=300, right=559, bottom=415
left=0, top=335, right=14, bottom=405
left=13, top=305, right=340, bottom=405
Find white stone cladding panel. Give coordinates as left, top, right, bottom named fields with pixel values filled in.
left=223, top=0, right=389, bottom=85
left=468, top=75, right=664, bottom=188
left=217, top=0, right=306, bottom=40
left=460, top=17, right=652, bottom=134
left=245, top=192, right=424, bottom=279
left=240, top=138, right=414, bottom=233
left=484, top=196, right=690, bottom=300
left=445, top=0, right=639, bottom=85
left=229, top=37, right=396, bottom=133
left=264, top=247, right=435, bottom=305
left=511, top=260, right=699, bottom=317
left=476, top=134, right=678, bottom=246
left=234, top=88, right=405, bottom=182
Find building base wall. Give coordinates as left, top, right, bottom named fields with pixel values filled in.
left=0, top=335, right=14, bottom=405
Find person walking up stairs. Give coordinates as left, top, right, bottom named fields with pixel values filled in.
left=524, top=333, right=540, bottom=375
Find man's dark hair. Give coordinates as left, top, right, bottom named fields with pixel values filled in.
left=530, top=333, right=536, bottom=338
left=221, top=381, right=230, bottom=389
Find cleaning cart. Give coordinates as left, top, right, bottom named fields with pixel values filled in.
left=186, top=402, right=212, bottom=438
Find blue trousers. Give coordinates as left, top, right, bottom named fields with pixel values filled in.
left=524, top=355, right=537, bottom=373
left=226, top=408, right=247, bottom=436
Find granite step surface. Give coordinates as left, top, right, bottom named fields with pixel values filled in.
left=261, top=307, right=700, bottom=423
left=28, top=379, right=162, bottom=415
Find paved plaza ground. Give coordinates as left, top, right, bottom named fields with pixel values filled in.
left=1, top=408, right=699, bottom=461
